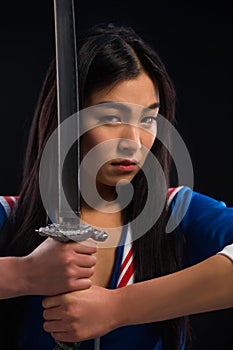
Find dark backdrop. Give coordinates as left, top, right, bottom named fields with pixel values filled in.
left=0, top=1, right=232, bottom=349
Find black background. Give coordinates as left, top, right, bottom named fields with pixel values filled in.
left=0, top=1, right=232, bottom=349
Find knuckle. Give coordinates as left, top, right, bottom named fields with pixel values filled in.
left=66, top=304, right=76, bottom=317
left=63, top=255, right=74, bottom=265
left=68, top=279, right=81, bottom=291
left=66, top=279, right=77, bottom=291
left=65, top=266, right=75, bottom=277
left=70, top=321, right=78, bottom=332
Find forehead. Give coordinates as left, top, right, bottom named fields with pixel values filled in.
left=86, top=72, right=159, bottom=107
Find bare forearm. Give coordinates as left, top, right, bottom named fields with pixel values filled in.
left=118, top=254, right=233, bottom=327
left=41, top=254, right=233, bottom=342
left=0, top=256, right=30, bottom=299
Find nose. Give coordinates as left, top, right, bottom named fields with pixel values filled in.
left=117, top=124, right=142, bottom=155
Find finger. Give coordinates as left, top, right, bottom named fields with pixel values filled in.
left=70, top=278, right=92, bottom=291
left=75, top=266, right=95, bottom=279
left=43, top=306, right=62, bottom=321
left=75, top=253, right=96, bottom=267
left=43, top=320, right=70, bottom=333
left=42, top=296, right=63, bottom=308
left=70, top=241, right=97, bottom=254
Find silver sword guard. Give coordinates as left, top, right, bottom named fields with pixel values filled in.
left=36, top=222, right=108, bottom=242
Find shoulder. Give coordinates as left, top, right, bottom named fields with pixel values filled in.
left=167, top=186, right=186, bottom=206
left=167, top=187, right=233, bottom=264
left=0, top=196, right=18, bottom=231
left=167, top=186, right=229, bottom=210
left=166, top=186, right=232, bottom=233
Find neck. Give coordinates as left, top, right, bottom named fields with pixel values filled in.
left=80, top=171, right=120, bottom=211
left=80, top=188, right=124, bottom=248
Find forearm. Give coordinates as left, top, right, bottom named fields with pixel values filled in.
left=117, top=254, right=233, bottom=327
left=0, top=256, right=30, bottom=299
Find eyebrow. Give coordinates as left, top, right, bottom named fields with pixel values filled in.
left=94, top=101, right=160, bottom=113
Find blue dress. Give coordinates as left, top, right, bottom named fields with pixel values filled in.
left=0, top=186, right=233, bottom=350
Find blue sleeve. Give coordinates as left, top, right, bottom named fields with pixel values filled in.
left=170, top=186, right=233, bottom=265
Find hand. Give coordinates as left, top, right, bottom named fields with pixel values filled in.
left=23, top=238, right=97, bottom=295
left=42, top=285, right=121, bottom=342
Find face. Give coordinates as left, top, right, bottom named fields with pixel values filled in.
left=80, top=72, right=160, bottom=194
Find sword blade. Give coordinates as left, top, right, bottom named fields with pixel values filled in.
left=37, top=1, right=108, bottom=243
left=54, top=0, right=80, bottom=223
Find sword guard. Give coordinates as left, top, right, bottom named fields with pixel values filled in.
left=36, top=222, right=108, bottom=242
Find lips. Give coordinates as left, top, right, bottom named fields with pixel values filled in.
left=111, top=159, right=137, bottom=166
left=111, top=159, right=138, bottom=172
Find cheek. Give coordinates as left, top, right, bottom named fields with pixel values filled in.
left=81, top=133, right=118, bottom=174
left=140, top=121, right=157, bottom=151
left=141, top=132, right=156, bottom=151
left=81, top=130, right=105, bottom=157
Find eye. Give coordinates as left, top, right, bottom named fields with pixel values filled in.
left=141, top=116, right=157, bottom=127
left=100, top=115, right=121, bottom=124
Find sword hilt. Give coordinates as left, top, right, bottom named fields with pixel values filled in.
left=36, top=222, right=108, bottom=242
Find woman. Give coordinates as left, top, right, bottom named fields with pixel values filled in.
left=0, top=23, right=233, bottom=349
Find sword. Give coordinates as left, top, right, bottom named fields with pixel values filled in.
left=36, top=1, right=107, bottom=349
left=37, top=0, right=107, bottom=242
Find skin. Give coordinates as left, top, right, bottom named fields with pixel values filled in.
left=42, top=72, right=233, bottom=342
left=79, top=72, right=160, bottom=285
left=43, top=254, right=233, bottom=342
left=0, top=237, right=97, bottom=299
left=80, top=72, right=159, bottom=201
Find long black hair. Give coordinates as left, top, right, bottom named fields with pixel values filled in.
left=0, top=23, right=190, bottom=349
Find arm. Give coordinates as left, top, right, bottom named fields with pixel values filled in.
left=42, top=253, right=233, bottom=342
left=0, top=237, right=96, bottom=299
left=120, top=254, right=233, bottom=324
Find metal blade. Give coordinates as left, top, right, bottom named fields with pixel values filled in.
left=54, top=0, right=80, bottom=223
left=37, top=0, right=108, bottom=243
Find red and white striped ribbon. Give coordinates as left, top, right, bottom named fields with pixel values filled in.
left=117, top=187, right=183, bottom=288
left=0, top=196, right=18, bottom=217
left=117, top=244, right=135, bottom=288
left=117, top=225, right=135, bottom=288
left=167, top=186, right=183, bottom=207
